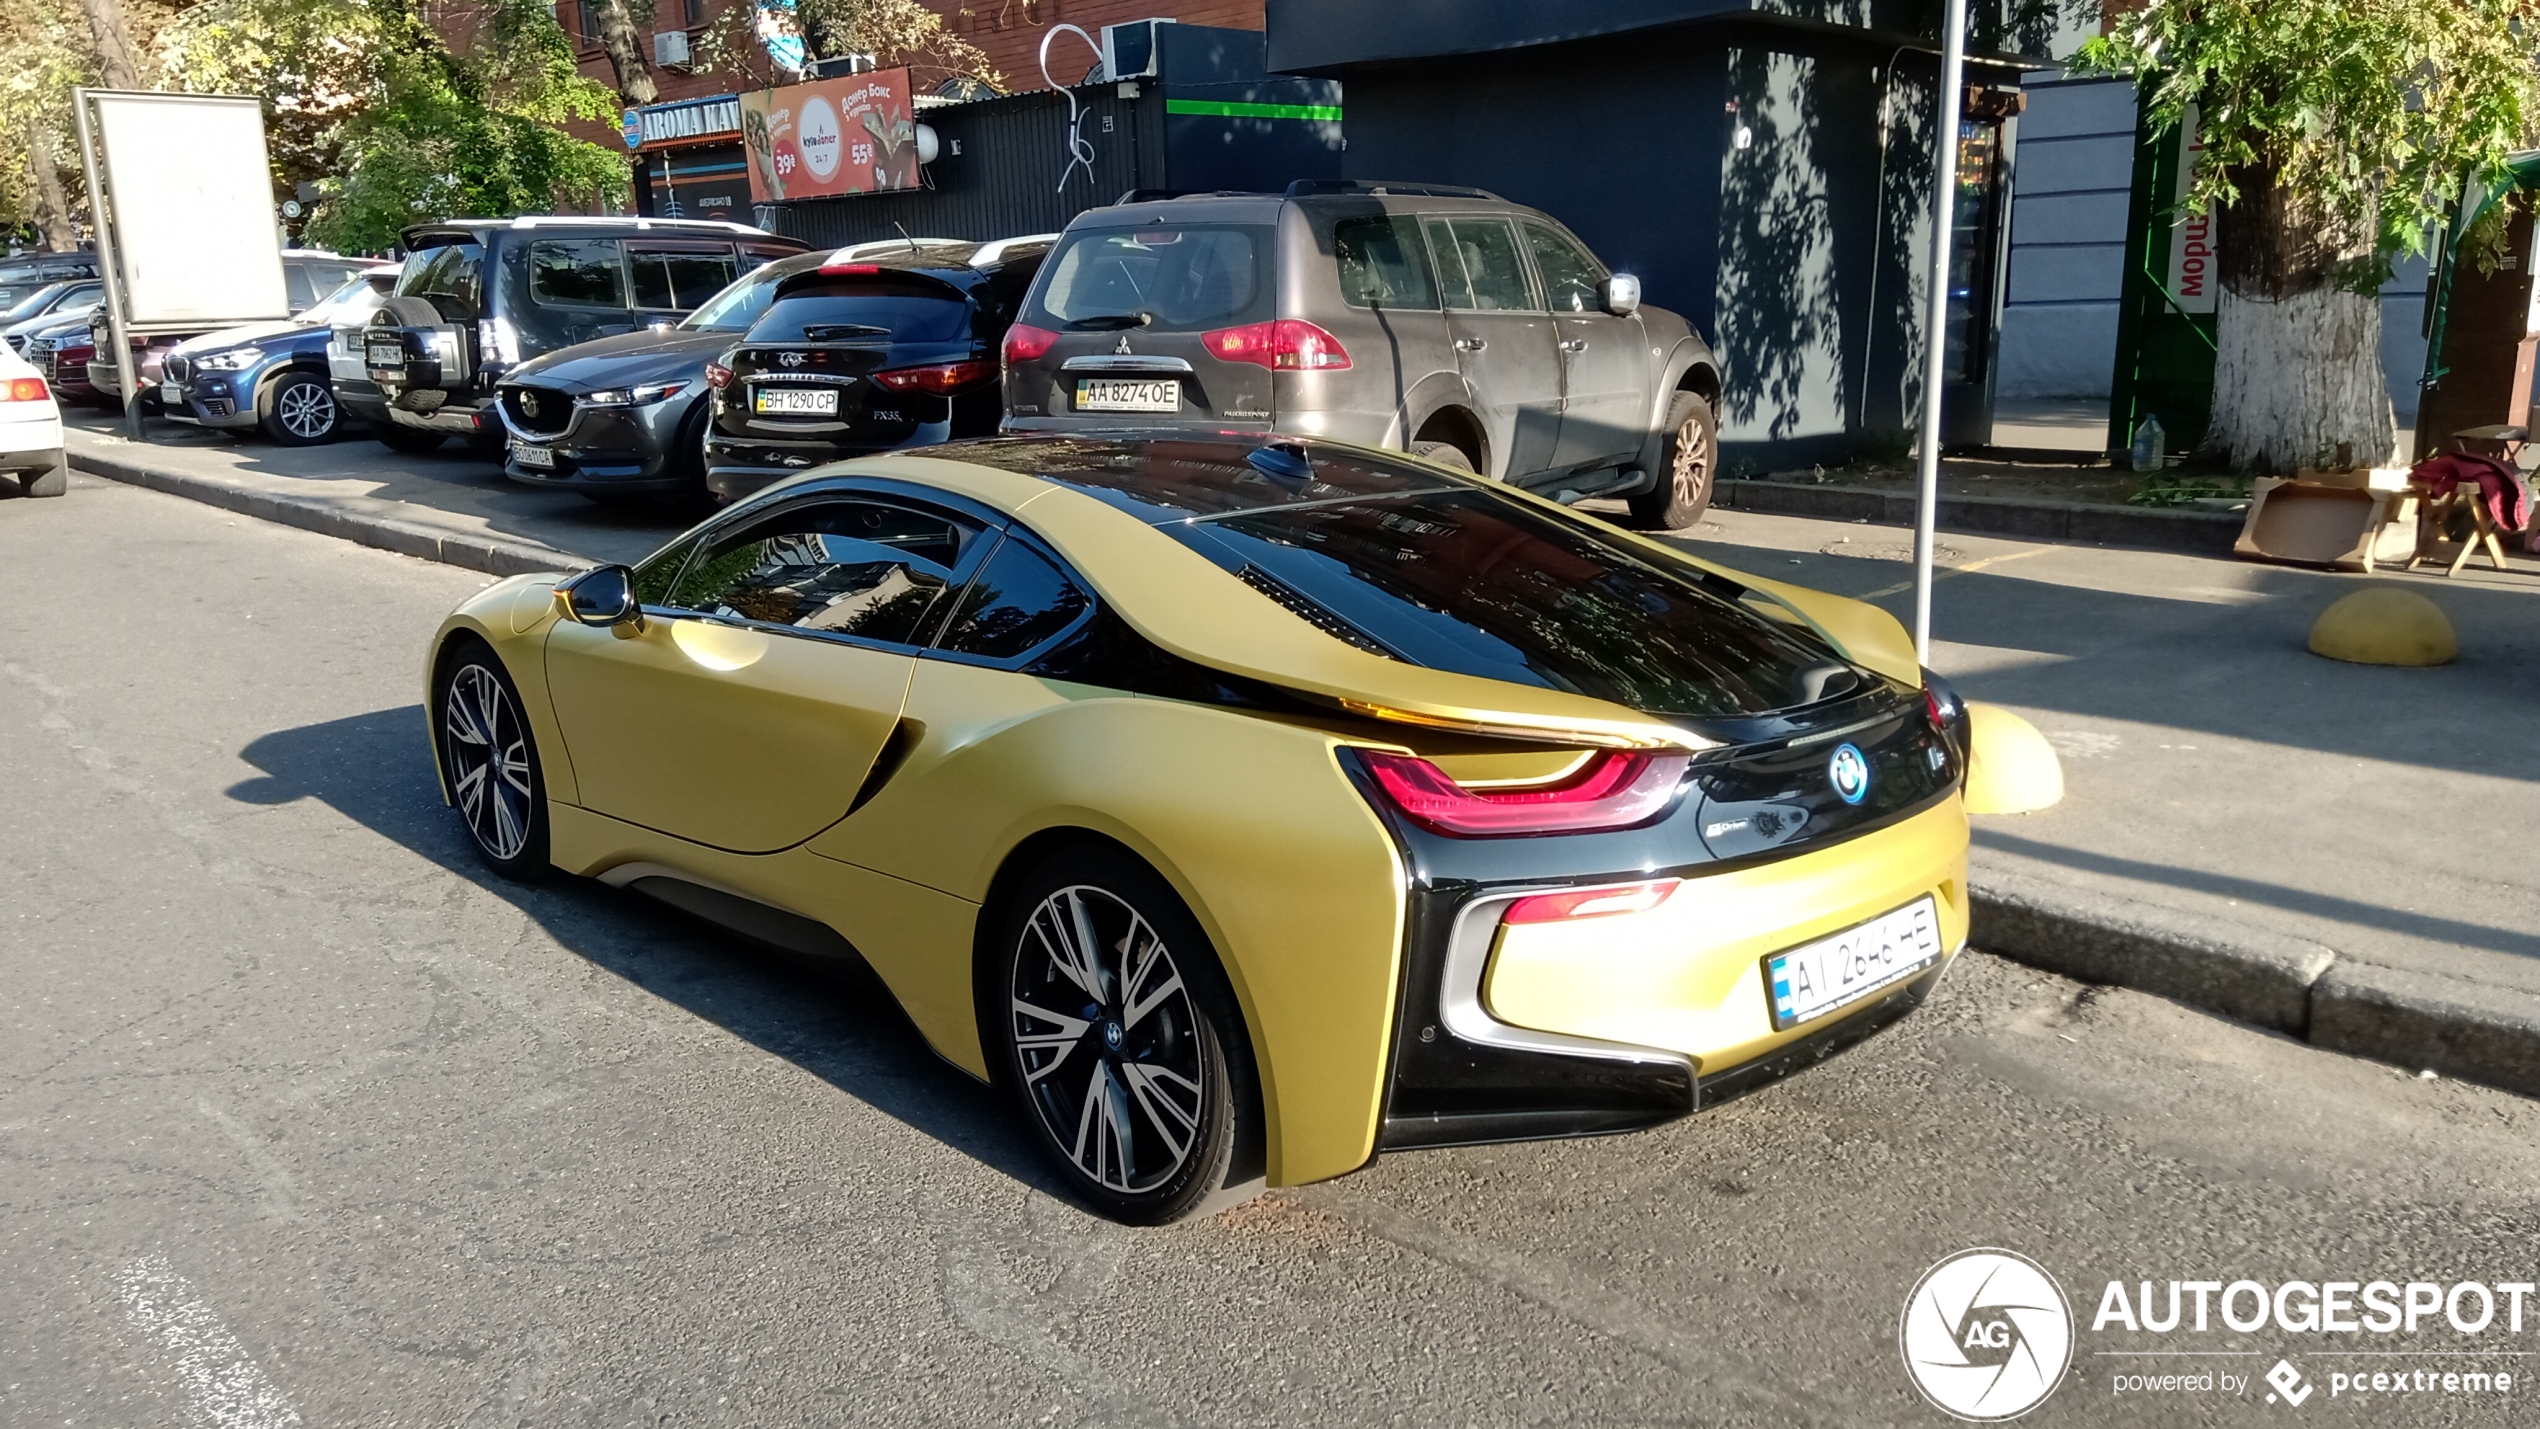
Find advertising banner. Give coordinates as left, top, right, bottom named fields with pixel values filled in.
left=739, top=69, right=919, bottom=203
left=2164, top=103, right=2215, bottom=314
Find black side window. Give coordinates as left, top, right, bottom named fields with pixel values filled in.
left=936, top=537, right=1091, bottom=660
left=631, top=537, right=696, bottom=608
left=530, top=240, right=628, bottom=309
left=630, top=247, right=736, bottom=311
left=669, top=499, right=983, bottom=645
left=1333, top=215, right=1438, bottom=310
left=1523, top=222, right=1606, bottom=314
left=1425, top=217, right=1535, bottom=311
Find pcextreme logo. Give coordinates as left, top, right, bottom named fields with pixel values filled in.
left=1902, top=1248, right=2076, bottom=1421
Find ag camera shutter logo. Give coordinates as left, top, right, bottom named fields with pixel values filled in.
left=1901, top=1248, right=2074, bottom=1420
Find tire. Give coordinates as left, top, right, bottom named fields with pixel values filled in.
left=374, top=422, right=446, bottom=454
left=259, top=370, right=340, bottom=445
left=1628, top=391, right=1718, bottom=530
left=434, top=642, right=550, bottom=880
left=991, top=846, right=1261, bottom=1225
left=19, top=453, right=67, bottom=497
left=1411, top=438, right=1476, bottom=472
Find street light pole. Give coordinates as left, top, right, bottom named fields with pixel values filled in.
left=1911, top=0, right=1972, bottom=665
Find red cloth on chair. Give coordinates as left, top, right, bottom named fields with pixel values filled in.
left=2410, top=452, right=2530, bottom=534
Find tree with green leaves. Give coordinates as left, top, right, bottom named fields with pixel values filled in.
left=691, top=0, right=1000, bottom=91
left=162, top=0, right=628, bottom=254
left=2072, top=0, right=2540, bottom=470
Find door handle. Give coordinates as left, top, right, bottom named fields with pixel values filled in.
left=1454, top=337, right=1486, bottom=352
left=1559, top=339, right=1588, bottom=353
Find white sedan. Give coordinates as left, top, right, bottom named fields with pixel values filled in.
left=0, top=338, right=65, bottom=496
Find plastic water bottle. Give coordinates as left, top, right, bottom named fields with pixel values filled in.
left=2130, top=414, right=2166, bottom=471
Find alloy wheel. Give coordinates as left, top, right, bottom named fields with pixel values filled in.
left=1010, top=885, right=1206, bottom=1194
left=442, top=663, right=534, bottom=862
left=279, top=380, right=336, bottom=439
left=1671, top=408, right=1713, bottom=507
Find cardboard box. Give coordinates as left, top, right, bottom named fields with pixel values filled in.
left=2236, top=479, right=2417, bottom=571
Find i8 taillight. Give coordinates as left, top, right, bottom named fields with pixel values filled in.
left=1199, top=318, right=1352, bottom=371
left=873, top=359, right=999, bottom=394
left=1002, top=323, right=1060, bottom=365
left=705, top=361, right=733, bottom=390
left=1356, top=749, right=1689, bottom=837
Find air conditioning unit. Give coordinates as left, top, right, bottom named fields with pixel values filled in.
left=652, top=30, right=690, bottom=68
left=1100, top=19, right=1175, bottom=81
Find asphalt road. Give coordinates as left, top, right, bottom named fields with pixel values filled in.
left=4, top=474, right=2536, bottom=1429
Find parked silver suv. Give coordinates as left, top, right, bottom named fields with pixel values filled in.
left=999, top=181, right=1722, bottom=526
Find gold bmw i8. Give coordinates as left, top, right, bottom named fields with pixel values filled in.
left=426, top=433, right=1990, bottom=1223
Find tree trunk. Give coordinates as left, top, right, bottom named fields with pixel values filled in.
left=2207, top=158, right=2396, bottom=471
left=77, top=0, right=142, bottom=89
left=586, top=0, right=659, bottom=107
left=19, top=123, right=81, bottom=251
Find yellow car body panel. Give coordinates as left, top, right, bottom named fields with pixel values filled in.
left=1482, top=799, right=1968, bottom=1069
left=807, top=658, right=1410, bottom=1187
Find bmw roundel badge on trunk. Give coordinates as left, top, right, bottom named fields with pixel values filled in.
left=1830, top=743, right=1871, bottom=804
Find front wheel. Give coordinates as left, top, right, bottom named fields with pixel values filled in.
left=434, top=643, right=549, bottom=879
left=261, top=371, right=340, bottom=445
left=1628, top=391, right=1718, bottom=530
left=992, top=847, right=1259, bottom=1224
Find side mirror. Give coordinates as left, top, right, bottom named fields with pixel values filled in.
left=1602, top=273, right=1643, bottom=317
left=555, top=564, right=645, bottom=632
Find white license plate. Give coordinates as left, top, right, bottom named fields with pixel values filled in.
left=1764, top=897, right=1941, bottom=1031
left=1076, top=378, right=1180, bottom=413
left=753, top=386, right=838, bottom=416
left=367, top=342, right=404, bottom=368
left=510, top=441, right=556, bottom=470
left=160, top=381, right=181, bottom=403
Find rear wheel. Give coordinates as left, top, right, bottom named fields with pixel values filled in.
left=434, top=643, right=549, bottom=879
left=260, top=371, right=340, bottom=445
left=1628, top=391, right=1718, bottom=530
left=1411, top=438, right=1476, bottom=472
left=375, top=422, right=445, bottom=454
left=992, top=846, right=1259, bottom=1225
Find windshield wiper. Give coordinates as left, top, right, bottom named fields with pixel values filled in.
left=801, top=323, right=893, bottom=342
left=1064, top=312, right=1154, bottom=331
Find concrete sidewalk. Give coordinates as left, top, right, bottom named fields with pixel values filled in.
left=53, top=419, right=2540, bottom=1099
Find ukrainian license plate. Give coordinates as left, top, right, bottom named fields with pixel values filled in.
left=366, top=341, right=404, bottom=369
left=510, top=441, right=556, bottom=470
left=1076, top=378, right=1179, bottom=413
left=160, top=381, right=182, bottom=404
left=753, top=386, right=838, bottom=416
left=1764, top=896, right=1942, bottom=1031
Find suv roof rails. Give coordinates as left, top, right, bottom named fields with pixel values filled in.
left=1112, top=188, right=1271, bottom=205
left=1282, top=179, right=1505, bottom=201
left=416, top=215, right=780, bottom=237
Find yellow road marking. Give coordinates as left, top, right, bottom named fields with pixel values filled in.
left=1858, top=546, right=2052, bottom=600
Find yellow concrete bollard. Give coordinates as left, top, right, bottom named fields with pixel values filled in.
left=2307, top=587, right=2457, bottom=667
left=1962, top=702, right=2064, bottom=814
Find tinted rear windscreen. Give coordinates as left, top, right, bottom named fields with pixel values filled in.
left=749, top=287, right=971, bottom=343
left=1169, top=492, right=1849, bottom=718
left=1027, top=225, right=1274, bottom=332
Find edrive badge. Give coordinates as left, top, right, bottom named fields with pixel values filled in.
left=1900, top=1248, right=2073, bottom=1421
left=1829, top=742, right=1871, bottom=805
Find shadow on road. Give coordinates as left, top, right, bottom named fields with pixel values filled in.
left=225, top=704, right=1066, bottom=1199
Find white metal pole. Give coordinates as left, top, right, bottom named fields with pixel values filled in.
left=1911, top=0, right=1972, bottom=665
left=71, top=88, right=146, bottom=442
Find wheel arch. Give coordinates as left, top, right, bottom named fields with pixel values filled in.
left=1407, top=401, right=1489, bottom=474
left=423, top=586, right=577, bottom=807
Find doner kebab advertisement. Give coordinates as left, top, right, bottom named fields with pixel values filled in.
left=740, top=68, right=919, bottom=202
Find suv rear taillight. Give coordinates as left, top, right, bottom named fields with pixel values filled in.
left=705, top=361, right=733, bottom=390
left=873, top=359, right=999, bottom=395
left=1356, top=750, right=1689, bottom=837
left=2, top=377, right=48, bottom=402
left=1200, top=318, right=1351, bottom=371
left=1002, top=323, right=1060, bottom=365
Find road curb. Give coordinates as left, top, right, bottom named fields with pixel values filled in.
left=1719, top=479, right=2244, bottom=554
left=1971, top=870, right=2540, bottom=1099
left=69, top=445, right=581, bottom=579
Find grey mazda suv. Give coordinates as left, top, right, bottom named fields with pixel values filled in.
left=999, top=181, right=1724, bottom=527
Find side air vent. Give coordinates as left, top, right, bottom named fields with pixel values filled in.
left=1238, top=565, right=1398, bottom=659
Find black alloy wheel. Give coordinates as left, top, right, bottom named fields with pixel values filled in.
left=994, top=848, right=1256, bottom=1224
left=261, top=370, right=340, bottom=445
left=1629, top=390, right=1718, bottom=530
left=435, top=643, right=549, bottom=878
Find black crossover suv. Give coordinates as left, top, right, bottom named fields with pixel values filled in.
left=702, top=236, right=1052, bottom=501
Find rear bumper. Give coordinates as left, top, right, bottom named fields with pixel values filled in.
left=0, top=442, right=64, bottom=474
left=704, top=425, right=951, bottom=501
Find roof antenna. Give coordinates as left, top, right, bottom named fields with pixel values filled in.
left=892, top=219, right=920, bottom=256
